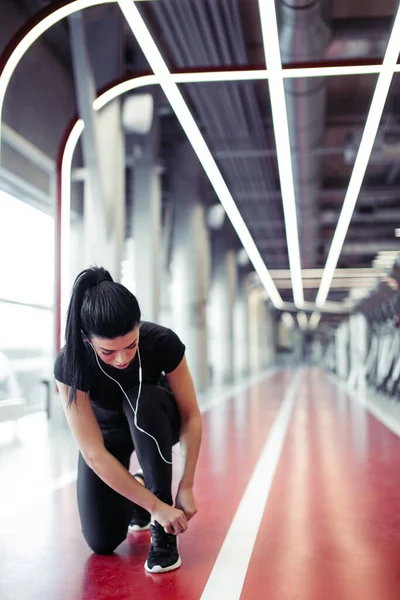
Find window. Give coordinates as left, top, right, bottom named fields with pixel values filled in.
left=0, top=190, right=54, bottom=411
left=0, top=190, right=54, bottom=307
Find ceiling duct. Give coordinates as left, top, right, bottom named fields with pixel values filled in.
left=279, top=0, right=331, bottom=268
left=149, top=0, right=286, bottom=266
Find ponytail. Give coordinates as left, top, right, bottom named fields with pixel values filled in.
left=64, top=267, right=112, bottom=405
left=63, top=266, right=141, bottom=405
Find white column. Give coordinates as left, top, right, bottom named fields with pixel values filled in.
left=130, top=106, right=161, bottom=321
left=234, top=269, right=250, bottom=378
left=170, top=141, right=210, bottom=392
left=208, top=237, right=237, bottom=385
left=248, top=287, right=276, bottom=373
left=96, top=100, right=125, bottom=280
left=335, top=321, right=349, bottom=379
left=348, top=313, right=368, bottom=390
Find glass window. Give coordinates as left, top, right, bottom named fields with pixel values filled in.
left=0, top=190, right=54, bottom=413
left=0, top=190, right=54, bottom=307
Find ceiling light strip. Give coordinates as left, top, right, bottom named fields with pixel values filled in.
left=284, top=64, right=400, bottom=78
left=297, top=312, right=309, bottom=330
left=258, top=0, right=303, bottom=307
left=2, top=0, right=399, bottom=324
left=59, top=119, right=84, bottom=346
left=308, top=312, right=321, bottom=330
left=316, top=6, right=400, bottom=309
left=0, top=1, right=110, bottom=142
left=1, top=0, right=400, bottom=139
left=116, top=0, right=284, bottom=307
left=94, top=66, right=400, bottom=99
left=2, top=0, right=399, bottom=147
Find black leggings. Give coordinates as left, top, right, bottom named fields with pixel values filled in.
left=77, top=384, right=181, bottom=555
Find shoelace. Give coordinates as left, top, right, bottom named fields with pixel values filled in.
left=151, top=525, right=176, bottom=551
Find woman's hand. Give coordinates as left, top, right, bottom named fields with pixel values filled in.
left=152, top=501, right=188, bottom=535
left=175, top=484, right=198, bottom=521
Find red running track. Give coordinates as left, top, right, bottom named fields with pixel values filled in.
left=241, top=369, right=400, bottom=600
left=1, top=368, right=400, bottom=599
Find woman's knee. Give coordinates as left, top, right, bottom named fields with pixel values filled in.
left=83, top=529, right=126, bottom=555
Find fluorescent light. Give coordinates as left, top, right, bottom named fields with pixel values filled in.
left=0, top=0, right=111, bottom=157
left=0, top=1, right=159, bottom=157
left=93, top=71, right=276, bottom=109
left=297, top=311, right=308, bottom=331
left=284, top=64, right=400, bottom=78
left=116, top=0, right=284, bottom=308
left=93, top=67, right=400, bottom=102
left=93, top=67, right=400, bottom=101
left=1, top=0, right=400, bottom=152
left=309, top=312, right=321, bottom=330
left=60, top=120, right=84, bottom=347
left=62, top=76, right=289, bottom=344
left=372, top=251, right=399, bottom=267
left=373, top=259, right=397, bottom=265
left=170, top=70, right=269, bottom=83
left=395, top=228, right=400, bottom=237
left=1, top=0, right=400, bottom=161
left=348, top=287, right=370, bottom=300
left=93, top=75, right=158, bottom=110
left=258, top=0, right=303, bottom=308
left=281, top=312, right=295, bottom=330
left=270, top=267, right=384, bottom=279
left=303, top=301, right=353, bottom=313
left=316, top=6, right=400, bottom=309
left=3, top=0, right=399, bottom=316
left=282, top=301, right=351, bottom=314
left=372, top=258, right=397, bottom=268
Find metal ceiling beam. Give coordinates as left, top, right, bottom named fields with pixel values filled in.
left=273, top=278, right=377, bottom=290
left=316, top=5, right=400, bottom=308
left=149, top=0, right=285, bottom=265
left=249, top=215, right=400, bottom=232
left=277, top=0, right=330, bottom=269
left=321, top=208, right=400, bottom=224
left=233, top=186, right=400, bottom=202
left=269, top=268, right=385, bottom=278
left=328, top=17, right=391, bottom=59
left=340, top=241, right=400, bottom=255
left=214, top=147, right=343, bottom=159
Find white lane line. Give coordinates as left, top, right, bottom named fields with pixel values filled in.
left=200, top=370, right=302, bottom=600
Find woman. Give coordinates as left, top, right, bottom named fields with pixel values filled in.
left=54, top=266, right=202, bottom=573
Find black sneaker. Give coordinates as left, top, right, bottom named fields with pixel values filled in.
left=128, top=503, right=151, bottom=532
left=144, top=523, right=181, bottom=573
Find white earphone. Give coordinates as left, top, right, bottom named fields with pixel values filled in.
left=90, top=344, right=173, bottom=465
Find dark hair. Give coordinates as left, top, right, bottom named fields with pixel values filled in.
left=64, top=266, right=141, bottom=405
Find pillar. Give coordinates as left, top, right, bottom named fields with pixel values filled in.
left=169, top=141, right=210, bottom=392
left=234, top=268, right=250, bottom=378
left=130, top=94, right=161, bottom=322
left=208, top=234, right=237, bottom=385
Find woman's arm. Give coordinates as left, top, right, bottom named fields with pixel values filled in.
left=56, top=380, right=188, bottom=534
left=166, top=357, right=202, bottom=519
